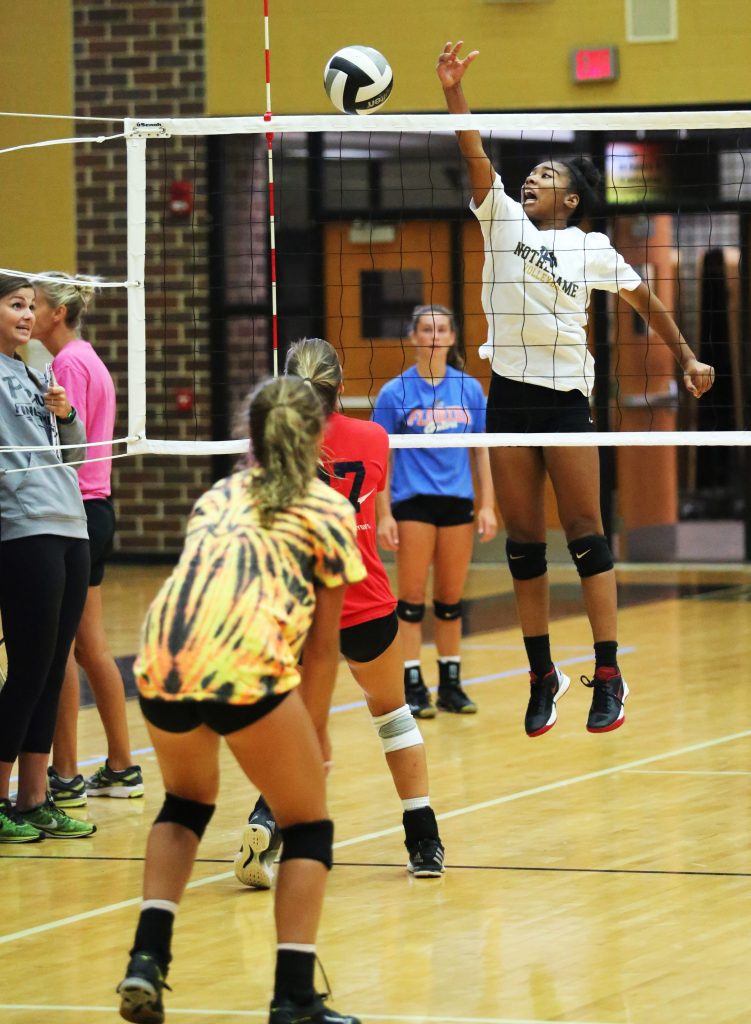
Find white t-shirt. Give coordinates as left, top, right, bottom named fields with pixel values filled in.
left=471, top=172, right=642, bottom=395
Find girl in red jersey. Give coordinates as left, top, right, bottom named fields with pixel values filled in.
left=234, top=339, right=444, bottom=885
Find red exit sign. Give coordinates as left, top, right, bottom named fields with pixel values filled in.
left=572, top=46, right=619, bottom=82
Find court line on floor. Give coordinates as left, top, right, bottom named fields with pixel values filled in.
left=626, top=769, right=751, bottom=776
left=2, top=721, right=749, bottom=949
left=0, top=1005, right=624, bottom=1024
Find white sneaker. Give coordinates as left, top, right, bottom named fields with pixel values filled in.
left=233, top=821, right=281, bottom=889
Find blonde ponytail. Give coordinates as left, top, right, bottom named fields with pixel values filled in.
left=247, top=376, right=324, bottom=526
left=284, top=338, right=342, bottom=415
left=34, top=272, right=101, bottom=332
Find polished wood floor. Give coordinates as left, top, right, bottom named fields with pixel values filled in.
left=1, top=560, right=751, bottom=1024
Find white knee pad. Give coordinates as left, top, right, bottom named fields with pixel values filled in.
left=372, top=704, right=424, bottom=754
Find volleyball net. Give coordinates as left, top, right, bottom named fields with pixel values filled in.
left=2, top=108, right=751, bottom=472
left=118, top=111, right=751, bottom=462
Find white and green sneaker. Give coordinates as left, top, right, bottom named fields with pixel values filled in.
left=19, top=796, right=96, bottom=838
left=0, top=799, right=44, bottom=843
left=47, top=766, right=87, bottom=808
left=86, top=761, right=144, bottom=799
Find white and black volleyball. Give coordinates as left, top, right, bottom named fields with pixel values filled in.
left=323, top=45, right=393, bottom=115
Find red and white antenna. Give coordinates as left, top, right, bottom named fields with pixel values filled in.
left=263, top=0, right=278, bottom=376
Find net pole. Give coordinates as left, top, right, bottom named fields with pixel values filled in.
left=126, top=134, right=147, bottom=446
left=263, top=0, right=278, bottom=377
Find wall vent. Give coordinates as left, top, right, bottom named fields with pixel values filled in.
left=626, top=0, right=677, bottom=42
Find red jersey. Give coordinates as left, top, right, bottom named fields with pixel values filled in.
left=321, top=412, right=397, bottom=629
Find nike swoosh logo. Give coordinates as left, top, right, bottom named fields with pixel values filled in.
left=575, top=549, right=591, bottom=559
left=509, top=554, right=525, bottom=559
left=358, top=488, right=375, bottom=504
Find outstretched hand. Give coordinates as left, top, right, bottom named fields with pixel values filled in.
left=682, top=358, right=715, bottom=398
left=436, top=40, right=479, bottom=89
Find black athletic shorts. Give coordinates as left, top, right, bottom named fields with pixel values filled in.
left=138, top=691, right=289, bottom=736
left=486, top=373, right=595, bottom=434
left=340, top=610, right=398, bottom=664
left=85, top=498, right=116, bottom=586
left=392, top=494, right=475, bottom=527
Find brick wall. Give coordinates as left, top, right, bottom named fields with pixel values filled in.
left=73, top=0, right=215, bottom=557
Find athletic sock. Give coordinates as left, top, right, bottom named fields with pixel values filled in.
left=403, top=805, right=439, bottom=846
left=274, top=947, right=316, bottom=1005
left=131, top=903, right=177, bottom=970
left=524, top=634, right=553, bottom=678
left=437, top=657, right=461, bottom=687
left=594, top=641, right=619, bottom=673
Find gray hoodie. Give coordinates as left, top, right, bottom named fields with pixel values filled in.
left=0, top=352, right=88, bottom=542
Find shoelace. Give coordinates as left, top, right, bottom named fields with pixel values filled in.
left=580, top=674, right=623, bottom=712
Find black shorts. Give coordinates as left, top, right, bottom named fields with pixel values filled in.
left=340, top=610, right=398, bottom=664
left=85, top=498, right=116, bottom=586
left=392, top=494, right=475, bottom=528
left=486, top=373, right=595, bottom=434
left=138, top=691, right=289, bottom=736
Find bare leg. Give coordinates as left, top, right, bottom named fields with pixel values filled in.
left=544, top=446, right=618, bottom=643
left=394, top=520, right=436, bottom=662
left=348, top=634, right=429, bottom=800
left=225, top=691, right=330, bottom=944
left=16, top=752, right=51, bottom=810
left=432, top=521, right=474, bottom=657
left=75, top=586, right=134, bottom=770
left=488, top=447, right=549, bottom=635
left=51, top=650, right=80, bottom=779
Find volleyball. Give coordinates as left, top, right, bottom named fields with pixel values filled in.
left=323, top=45, right=393, bottom=115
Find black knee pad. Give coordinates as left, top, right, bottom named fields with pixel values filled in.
left=279, top=818, right=334, bottom=870
left=506, top=539, right=547, bottom=580
left=433, top=600, right=462, bottom=621
left=568, top=534, right=614, bottom=578
left=397, top=600, right=425, bottom=623
left=154, top=793, right=215, bottom=840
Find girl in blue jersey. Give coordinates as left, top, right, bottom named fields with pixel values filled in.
left=374, top=304, right=497, bottom=718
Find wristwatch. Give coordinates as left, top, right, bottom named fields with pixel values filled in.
left=58, top=407, right=77, bottom=424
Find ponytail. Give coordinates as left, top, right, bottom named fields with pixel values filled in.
left=246, top=376, right=324, bottom=527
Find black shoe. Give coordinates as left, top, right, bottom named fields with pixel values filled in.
left=406, top=836, right=445, bottom=878
left=525, top=665, right=570, bottom=737
left=269, top=992, right=361, bottom=1024
left=405, top=666, right=435, bottom=719
left=436, top=660, right=477, bottom=713
left=582, top=670, right=629, bottom=733
left=117, top=952, right=170, bottom=1023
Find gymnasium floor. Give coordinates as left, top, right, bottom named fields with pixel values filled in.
left=1, top=560, right=750, bottom=1024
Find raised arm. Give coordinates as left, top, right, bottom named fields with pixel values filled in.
left=619, top=281, right=715, bottom=398
left=437, top=40, right=495, bottom=207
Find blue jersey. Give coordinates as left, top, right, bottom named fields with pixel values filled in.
left=372, top=366, right=486, bottom=505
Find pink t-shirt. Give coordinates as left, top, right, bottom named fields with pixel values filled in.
left=52, top=339, right=116, bottom=500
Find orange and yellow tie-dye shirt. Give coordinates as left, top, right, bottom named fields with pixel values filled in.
left=134, top=471, right=366, bottom=705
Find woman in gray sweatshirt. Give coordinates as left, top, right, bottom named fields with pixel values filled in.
left=0, top=273, right=95, bottom=842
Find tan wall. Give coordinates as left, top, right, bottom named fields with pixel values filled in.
left=0, top=1, right=75, bottom=274
left=206, top=0, right=751, bottom=115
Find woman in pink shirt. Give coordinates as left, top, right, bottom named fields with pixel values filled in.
left=34, top=272, right=144, bottom=807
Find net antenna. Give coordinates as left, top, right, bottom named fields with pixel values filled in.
left=263, top=0, right=279, bottom=377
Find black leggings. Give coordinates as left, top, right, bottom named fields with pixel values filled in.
left=0, top=535, right=89, bottom=761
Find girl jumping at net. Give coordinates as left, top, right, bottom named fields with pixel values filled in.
left=437, top=41, right=715, bottom=736
left=0, top=273, right=94, bottom=842
left=116, top=376, right=365, bottom=1024
left=234, top=338, right=445, bottom=889
left=33, top=272, right=144, bottom=809
left=373, top=304, right=497, bottom=719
